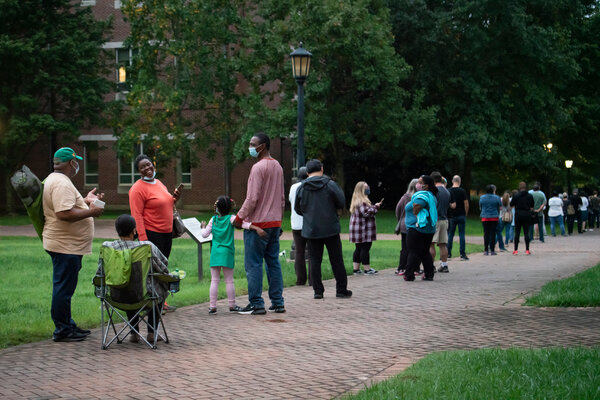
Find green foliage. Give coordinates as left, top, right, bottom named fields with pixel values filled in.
left=247, top=0, right=436, bottom=187
left=116, top=0, right=264, bottom=173
left=346, top=347, right=600, bottom=400
left=525, top=262, right=600, bottom=307
left=0, top=0, right=111, bottom=171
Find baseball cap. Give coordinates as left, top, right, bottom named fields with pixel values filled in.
left=53, top=147, right=83, bottom=162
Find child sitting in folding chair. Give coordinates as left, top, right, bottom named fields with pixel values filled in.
left=201, top=196, right=266, bottom=315
left=96, top=214, right=174, bottom=346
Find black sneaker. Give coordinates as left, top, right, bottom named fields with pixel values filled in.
left=363, top=268, right=378, bottom=275
left=268, top=305, right=286, bottom=313
left=74, top=327, right=91, bottom=336
left=421, top=275, right=434, bottom=281
left=353, top=269, right=363, bottom=275
left=238, top=304, right=266, bottom=315
left=336, top=290, right=353, bottom=298
left=53, top=331, right=88, bottom=342
left=314, top=293, right=324, bottom=299
left=208, top=307, right=217, bottom=315
left=229, top=305, right=243, bottom=312
left=438, top=265, right=449, bottom=273
left=460, top=255, right=469, bottom=260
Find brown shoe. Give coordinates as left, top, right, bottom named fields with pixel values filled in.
left=129, top=333, right=140, bottom=343
left=147, top=332, right=163, bottom=343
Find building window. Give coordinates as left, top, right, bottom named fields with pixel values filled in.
left=179, top=149, right=192, bottom=185
left=84, top=142, right=99, bottom=186
left=114, top=0, right=121, bottom=9
left=81, top=0, right=96, bottom=5
left=118, top=143, right=143, bottom=185
left=116, top=48, right=137, bottom=92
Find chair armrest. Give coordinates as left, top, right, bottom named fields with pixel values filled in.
left=92, top=275, right=104, bottom=286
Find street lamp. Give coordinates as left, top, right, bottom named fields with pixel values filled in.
left=290, top=42, right=312, bottom=171
left=544, top=142, right=553, bottom=152
left=565, top=160, right=573, bottom=194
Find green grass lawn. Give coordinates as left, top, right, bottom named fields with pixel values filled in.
left=0, top=235, right=483, bottom=348
left=345, top=347, right=600, bottom=400
left=525, top=263, right=600, bottom=307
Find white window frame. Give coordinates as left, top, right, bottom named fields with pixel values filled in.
left=118, top=143, right=143, bottom=186
left=83, top=142, right=99, bottom=187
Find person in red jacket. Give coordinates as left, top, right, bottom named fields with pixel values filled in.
left=129, top=154, right=182, bottom=312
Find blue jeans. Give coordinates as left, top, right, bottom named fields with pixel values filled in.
left=495, top=220, right=506, bottom=250
left=529, top=215, right=544, bottom=242
left=47, top=251, right=83, bottom=337
left=505, top=224, right=513, bottom=245
left=549, top=215, right=566, bottom=236
left=243, top=227, right=284, bottom=308
left=447, top=215, right=466, bottom=257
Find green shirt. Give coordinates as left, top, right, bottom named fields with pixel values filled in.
left=532, top=191, right=546, bottom=216
left=209, top=215, right=235, bottom=268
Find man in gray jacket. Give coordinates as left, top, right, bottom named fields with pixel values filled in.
left=294, top=159, right=352, bottom=299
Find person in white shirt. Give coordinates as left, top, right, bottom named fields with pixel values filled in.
left=548, top=192, right=566, bottom=236
left=289, top=167, right=310, bottom=286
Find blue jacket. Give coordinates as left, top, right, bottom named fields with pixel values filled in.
left=405, top=191, right=438, bottom=234
left=479, top=194, right=501, bottom=219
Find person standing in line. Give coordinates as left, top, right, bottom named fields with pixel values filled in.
left=403, top=175, right=438, bottom=282
left=548, top=191, right=566, bottom=237
left=201, top=196, right=265, bottom=315
left=233, top=133, right=286, bottom=315
left=529, top=184, right=546, bottom=243
left=511, top=182, right=535, bottom=255
left=294, top=159, right=352, bottom=299
left=395, top=179, right=418, bottom=275
left=479, top=185, right=502, bottom=255
left=590, top=191, right=600, bottom=230
left=569, top=189, right=583, bottom=234
left=447, top=175, right=470, bottom=261
left=129, top=154, right=183, bottom=313
left=429, top=172, right=454, bottom=273
left=43, top=147, right=104, bottom=342
left=349, top=181, right=382, bottom=275
left=497, top=191, right=512, bottom=250
left=289, top=167, right=311, bottom=286
left=580, top=191, right=589, bottom=232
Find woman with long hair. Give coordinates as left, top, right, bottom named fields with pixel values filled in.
left=349, top=181, right=383, bottom=275
left=395, top=178, right=418, bottom=275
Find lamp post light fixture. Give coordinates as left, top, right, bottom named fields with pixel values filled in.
left=290, top=42, right=312, bottom=171
left=544, top=142, right=553, bottom=152
left=565, top=160, right=573, bottom=194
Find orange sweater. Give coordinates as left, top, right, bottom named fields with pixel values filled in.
left=129, top=179, right=174, bottom=240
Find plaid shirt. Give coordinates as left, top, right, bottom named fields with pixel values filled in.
left=349, top=203, right=379, bottom=243
left=96, top=239, right=170, bottom=301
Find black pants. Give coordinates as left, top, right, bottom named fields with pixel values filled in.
left=146, top=230, right=173, bottom=259
left=482, top=220, right=498, bottom=252
left=576, top=211, right=583, bottom=233
left=514, top=214, right=531, bottom=251
left=353, top=242, right=372, bottom=265
left=307, top=235, right=348, bottom=295
left=398, top=232, right=408, bottom=270
left=566, top=214, right=576, bottom=234
left=127, top=304, right=160, bottom=334
left=405, top=228, right=435, bottom=279
left=292, top=230, right=311, bottom=286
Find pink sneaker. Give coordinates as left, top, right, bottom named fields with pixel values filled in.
left=525, top=250, right=531, bottom=255
left=512, top=250, right=518, bottom=255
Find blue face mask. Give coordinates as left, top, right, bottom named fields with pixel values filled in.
left=365, top=188, right=371, bottom=196
left=142, top=170, right=156, bottom=181
left=249, top=147, right=259, bottom=158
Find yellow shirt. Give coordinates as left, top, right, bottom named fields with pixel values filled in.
left=42, top=172, right=94, bottom=255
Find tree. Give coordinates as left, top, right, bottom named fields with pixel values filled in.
left=245, top=0, right=436, bottom=191
left=117, top=0, right=265, bottom=193
left=0, top=0, right=111, bottom=212
left=389, top=0, right=584, bottom=191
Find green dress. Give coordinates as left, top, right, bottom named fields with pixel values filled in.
left=209, top=215, right=235, bottom=268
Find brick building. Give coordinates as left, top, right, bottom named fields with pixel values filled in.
left=21, top=0, right=293, bottom=212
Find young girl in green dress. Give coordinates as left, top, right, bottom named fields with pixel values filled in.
left=201, top=196, right=265, bottom=314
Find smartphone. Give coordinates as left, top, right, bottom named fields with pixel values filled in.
left=176, top=183, right=184, bottom=191
left=93, top=199, right=105, bottom=209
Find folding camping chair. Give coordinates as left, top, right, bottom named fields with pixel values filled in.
left=93, top=244, right=179, bottom=349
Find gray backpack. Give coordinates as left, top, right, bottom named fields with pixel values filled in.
left=10, top=165, right=45, bottom=239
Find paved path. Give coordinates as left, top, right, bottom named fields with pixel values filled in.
left=1, top=231, right=599, bottom=399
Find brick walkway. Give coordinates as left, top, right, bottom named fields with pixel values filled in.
left=1, top=230, right=599, bottom=399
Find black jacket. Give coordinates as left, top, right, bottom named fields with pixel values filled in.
left=294, top=175, right=346, bottom=239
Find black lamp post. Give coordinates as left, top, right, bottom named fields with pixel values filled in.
left=290, top=42, right=312, bottom=171
left=565, top=160, right=573, bottom=194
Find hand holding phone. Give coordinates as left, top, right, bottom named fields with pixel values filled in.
left=173, top=183, right=184, bottom=200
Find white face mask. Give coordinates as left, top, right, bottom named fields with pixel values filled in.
left=71, top=160, right=80, bottom=177
left=142, top=170, right=156, bottom=181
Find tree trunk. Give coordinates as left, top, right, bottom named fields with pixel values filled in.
left=463, top=157, right=473, bottom=217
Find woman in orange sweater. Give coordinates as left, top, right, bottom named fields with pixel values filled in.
left=129, top=154, right=182, bottom=312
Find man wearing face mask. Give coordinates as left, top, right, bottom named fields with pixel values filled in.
left=233, top=132, right=286, bottom=315
left=43, top=147, right=105, bottom=342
